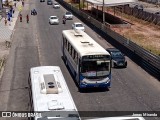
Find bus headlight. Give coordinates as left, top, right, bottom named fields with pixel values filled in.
left=105, top=78, right=110, bottom=83
left=81, top=80, right=87, bottom=84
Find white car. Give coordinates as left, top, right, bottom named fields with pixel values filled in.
left=49, top=16, right=59, bottom=25
left=72, top=22, right=85, bottom=31
left=53, top=2, right=60, bottom=8
left=64, top=11, right=73, bottom=20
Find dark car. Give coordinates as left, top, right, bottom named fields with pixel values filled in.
left=155, top=12, right=160, bottom=15
left=106, top=48, right=127, bottom=68
left=31, top=9, right=37, bottom=15
left=134, top=4, right=143, bottom=10
left=47, top=0, right=52, bottom=5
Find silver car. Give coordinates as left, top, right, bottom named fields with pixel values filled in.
left=72, top=22, right=85, bottom=31
left=49, top=16, right=59, bottom=25
left=53, top=2, right=60, bottom=8
left=64, top=11, right=73, bottom=20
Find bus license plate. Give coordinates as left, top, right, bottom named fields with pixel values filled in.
left=94, top=84, right=99, bottom=87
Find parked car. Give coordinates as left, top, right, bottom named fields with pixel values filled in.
left=155, top=12, right=160, bottom=15
left=53, top=2, right=60, bottom=8
left=134, top=4, right=143, bottom=10
left=49, top=16, right=59, bottom=25
left=31, top=9, right=37, bottom=15
left=72, top=22, right=85, bottom=31
left=64, top=11, right=73, bottom=20
left=40, top=0, right=45, bottom=2
left=47, top=0, right=52, bottom=5
left=106, top=48, right=127, bottom=68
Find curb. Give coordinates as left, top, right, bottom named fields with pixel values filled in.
left=0, top=58, right=5, bottom=80
left=10, top=11, right=20, bottom=39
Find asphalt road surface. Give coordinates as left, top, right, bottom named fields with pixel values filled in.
left=0, top=0, right=160, bottom=120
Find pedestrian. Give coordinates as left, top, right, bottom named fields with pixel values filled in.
left=26, top=14, right=29, bottom=23
left=13, top=9, right=15, bottom=14
left=14, top=2, right=16, bottom=7
left=22, top=1, right=24, bottom=7
left=8, top=17, right=11, bottom=26
left=4, top=18, right=7, bottom=26
left=62, top=15, right=66, bottom=24
left=19, top=14, right=22, bottom=22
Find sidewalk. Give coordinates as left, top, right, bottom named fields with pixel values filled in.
left=0, top=0, right=22, bottom=42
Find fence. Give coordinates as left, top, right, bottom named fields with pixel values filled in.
left=58, top=0, right=160, bottom=79
left=139, top=0, right=160, bottom=4
left=123, top=5, right=160, bottom=25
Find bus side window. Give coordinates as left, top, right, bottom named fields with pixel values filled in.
left=64, top=38, right=67, bottom=47
left=70, top=46, right=73, bottom=56
left=73, top=49, right=77, bottom=64
left=69, top=43, right=72, bottom=55
left=72, top=48, right=75, bottom=59
left=73, top=49, right=75, bottom=59
left=67, top=41, right=69, bottom=51
left=75, top=52, right=78, bottom=63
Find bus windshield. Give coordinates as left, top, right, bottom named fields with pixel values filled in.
left=81, top=60, right=110, bottom=79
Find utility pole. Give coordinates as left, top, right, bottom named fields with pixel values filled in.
left=79, top=0, right=80, bottom=10
left=0, top=0, right=3, bottom=10
left=102, top=0, right=105, bottom=23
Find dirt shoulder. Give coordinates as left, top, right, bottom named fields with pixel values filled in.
left=0, top=42, right=9, bottom=79
left=108, top=9, right=160, bottom=56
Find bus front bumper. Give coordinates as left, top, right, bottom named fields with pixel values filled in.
left=79, top=80, right=111, bottom=89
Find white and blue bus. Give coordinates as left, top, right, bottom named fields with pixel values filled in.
left=28, top=66, right=80, bottom=120
left=62, top=30, right=111, bottom=89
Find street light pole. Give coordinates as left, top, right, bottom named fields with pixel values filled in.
left=102, top=0, right=105, bottom=23
left=79, top=0, right=80, bottom=10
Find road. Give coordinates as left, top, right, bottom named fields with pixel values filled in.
left=0, top=0, right=160, bottom=120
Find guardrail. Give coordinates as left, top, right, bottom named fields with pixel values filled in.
left=58, top=0, right=160, bottom=79
left=0, top=58, right=5, bottom=73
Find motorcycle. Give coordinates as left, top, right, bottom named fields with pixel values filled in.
left=63, top=18, right=66, bottom=24
left=31, top=9, right=37, bottom=15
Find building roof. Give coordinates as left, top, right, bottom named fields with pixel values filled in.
left=85, top=0, right=137, bottom=7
